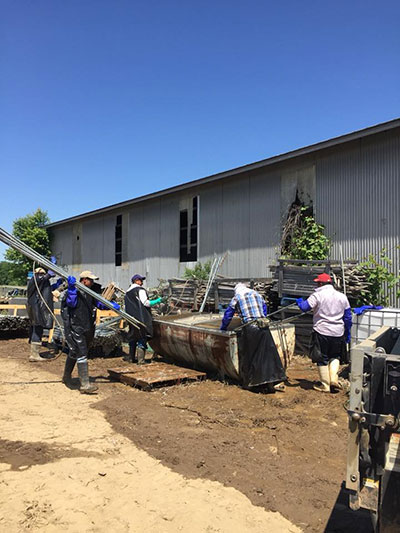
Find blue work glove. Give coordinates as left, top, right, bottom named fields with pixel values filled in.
left=68, top=276, right=76, bottom=289
left=343, top=308, right=352, bottom=344
left=220, top=306, right=235, bottom=330
left=51, top=278, right=63, bottom=290
left=47, top=269, right=56, bottom=277
left=112, top=302, right=120, bottom=310
left=50, top=255, right=57, bottom=264
left=353, top=305, right=383, bottom=316
left=296, top=298, right=311, bottom=312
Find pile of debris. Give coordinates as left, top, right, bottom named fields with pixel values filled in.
left=161, top=277, right=274, bottom=312
left=52, top=317, right=123, bottom=357
left=0, top=315, right=30, bottom=338
left=270, top=259, right=369, bottom=306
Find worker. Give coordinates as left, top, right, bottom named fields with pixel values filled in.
left=296, top=273, right=352, bottom=393
left=220, top=283, right=286, bottom=392
left=124, top=274, right=162, bottom=364
left=26, top=259, right=63, bottom=362
left=61, top=270, right=120, bottom=394
left=220, top=282, right=268, bottom=330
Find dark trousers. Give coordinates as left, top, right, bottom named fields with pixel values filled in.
left=129, top=337, right=147, bottom=355
left=30, top=325, right=44, bottom=343
left=311, top=331, right=346, bottom=366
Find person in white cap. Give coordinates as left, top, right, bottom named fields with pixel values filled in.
left=219, top=283, right=286, bottom=393
left=297, top=273, right=352, bottom=393
left=61, top=270, right=119, bottom=394
left=220, top=283, right=268, bottom=330
left=26, top=258, right=63, bottom=362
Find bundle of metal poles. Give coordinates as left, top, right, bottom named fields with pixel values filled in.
left=0, top=226, right=143, bottom=330
left=199, top=252, right=227, bottom=313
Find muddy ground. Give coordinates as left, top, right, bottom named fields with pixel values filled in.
left=0, top=338, right=373, bottom=532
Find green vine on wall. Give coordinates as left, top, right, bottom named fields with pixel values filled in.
left=355, top=249, right=400, bottom=306
left=282, top=205, right=331, bottom=260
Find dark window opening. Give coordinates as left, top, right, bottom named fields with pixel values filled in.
left=179, top=197, right=198, bottom=262
left=115, top=214, right=122, bottom=267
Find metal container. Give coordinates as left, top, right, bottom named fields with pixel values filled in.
left=150, top=313, right=295, bottom=382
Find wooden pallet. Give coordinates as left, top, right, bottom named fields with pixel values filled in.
left=108, top=362, right=207, bottom=391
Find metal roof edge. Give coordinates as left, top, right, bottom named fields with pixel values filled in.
left=47, top=117, right=400, bottom=228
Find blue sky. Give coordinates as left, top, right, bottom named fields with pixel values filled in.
left=1, top=0, right=399, bottom=258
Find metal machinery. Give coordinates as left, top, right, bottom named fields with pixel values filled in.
left=346, top=326, right=400, bottom=532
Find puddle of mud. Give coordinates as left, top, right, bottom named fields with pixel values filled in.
left=0, top=438, right=103, bottom=471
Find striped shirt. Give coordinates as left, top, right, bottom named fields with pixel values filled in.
left=229, top=289, right=266, bottom=323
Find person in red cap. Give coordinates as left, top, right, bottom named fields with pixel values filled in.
left=296, top=273, right=352, bottom=393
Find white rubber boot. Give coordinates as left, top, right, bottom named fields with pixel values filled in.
left=313, top=365, right=331, bottom=393
left=136, top=347, right=146, bottom=365
left=29, top=342, right=45, bottom=362
left=329, top=358, right=342, bottom=392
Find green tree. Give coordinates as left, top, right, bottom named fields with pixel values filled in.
left=183, top=260, right=212, bottom=280
left=0, top=261, right=19, bottom=285
left=4, top=209, right=51, bottom=284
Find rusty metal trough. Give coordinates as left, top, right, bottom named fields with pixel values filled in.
left=149, top=313, right=295, bottom=383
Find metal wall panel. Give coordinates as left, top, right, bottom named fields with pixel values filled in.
left=50, top=225, right=73, bottom=271
left=221, top=175, right=250, bottom=277
left=316, top=131, right=400, bottom=304
left=49, top=129, right=400, bottom=298
left=199, top=183, right=224, bottom=264
left=249, top=170, right=281, bottom=277
left=159, top=195, right=180, bottom=280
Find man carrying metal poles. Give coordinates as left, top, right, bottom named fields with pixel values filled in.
left=296, top=272, right=352, bottom=393
left=26, top=257, right=63, bottom=362
left=61, top=271, right=120, bottom=394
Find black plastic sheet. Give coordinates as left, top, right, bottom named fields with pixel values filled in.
left=238, top=323, right=287, bottom=388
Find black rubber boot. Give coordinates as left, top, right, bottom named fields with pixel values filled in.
left=62, top=356, right=76, bottom=386
left=77, top=361, right=98, bottom=394
left=123, top=343, right=136, bottom=363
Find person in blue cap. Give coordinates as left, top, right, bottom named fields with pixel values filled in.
left=124, top=274, right=162, bottom=364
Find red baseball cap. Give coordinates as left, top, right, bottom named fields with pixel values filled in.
left=313, top=273, right=332, bottom=283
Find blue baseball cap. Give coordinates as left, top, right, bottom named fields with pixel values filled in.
left=131, top=274, right=146, bottom=282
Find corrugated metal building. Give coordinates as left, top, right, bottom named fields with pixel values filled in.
left=48, top=119, right=400, bottom=295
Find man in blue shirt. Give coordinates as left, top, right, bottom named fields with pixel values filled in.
left=220, top=283, right=267, bottom=331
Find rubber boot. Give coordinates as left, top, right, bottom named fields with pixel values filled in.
left=77, top=361, right=98, bottom=394
left=62, top=356, right=76, bottom=387
left=123, top=343, right=136, bottom=363
left=29, top=342, right=45, bottom=362
left=329, top=358, right=342, bottom=392
left=136, top=347, right=146, bottom=365
left=313, top=365, right=331, bottom=393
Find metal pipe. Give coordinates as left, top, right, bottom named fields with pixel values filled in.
left=0, top=226, right=143, bottom=330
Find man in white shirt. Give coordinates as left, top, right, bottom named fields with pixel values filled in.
left=297, top=273, right=352, bottom=393
left=124, top=274, right=162, bottom=364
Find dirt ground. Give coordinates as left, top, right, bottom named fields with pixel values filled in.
left=0, top=338, right=373, bottom=532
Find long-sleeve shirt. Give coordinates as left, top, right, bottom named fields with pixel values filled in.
left=306, top=284, right=351, bottom=337
left=126, top=283, right=150, bottom=307
left=221, top=288, right=267, bottom=330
